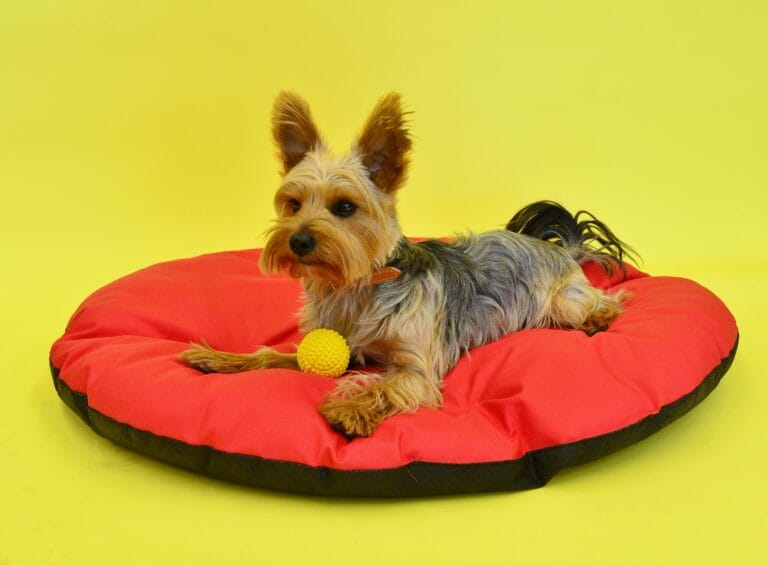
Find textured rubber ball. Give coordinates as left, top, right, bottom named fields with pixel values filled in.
left=296, top=329, right=351, bottom=377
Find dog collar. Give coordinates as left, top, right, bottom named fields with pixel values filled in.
left=368, top=266, right=401, bottom=286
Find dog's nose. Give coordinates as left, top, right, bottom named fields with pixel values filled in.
left=289, top=230, right=316, bottom=256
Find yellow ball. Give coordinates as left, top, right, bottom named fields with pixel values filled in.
left=297, top=328, right=350, bottom=377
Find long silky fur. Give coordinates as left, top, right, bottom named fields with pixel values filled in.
left=505, top=200, right=639, bottom=273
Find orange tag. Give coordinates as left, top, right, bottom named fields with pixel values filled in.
left=369, top=267, right=401, bottom=285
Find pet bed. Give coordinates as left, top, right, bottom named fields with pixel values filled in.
left=49, top=248, right=738, bottom=496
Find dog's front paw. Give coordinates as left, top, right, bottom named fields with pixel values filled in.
left=178, top=342, right=258, bottom=374
left=178, top=343, right=230, bottom=373
left=319, top=392, right=385, bottom=438
left=179, top=343, right=299, bottom=374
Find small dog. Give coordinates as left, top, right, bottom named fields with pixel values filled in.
left=180, top=92, right=635, bottom=438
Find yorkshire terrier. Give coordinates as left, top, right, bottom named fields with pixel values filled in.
left=180, top=92, right=635, bottom=438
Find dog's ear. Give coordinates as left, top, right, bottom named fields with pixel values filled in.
left=355, top=93, right=412, bottom=193
left=272, top=92, right=322, bottom=174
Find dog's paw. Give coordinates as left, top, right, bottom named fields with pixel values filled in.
left=179, top=343, right=299, bottom=374
left=319, top=393, right=384, bottom=438
left=178, top=343, right=224, bottom=373
left=178, top=343, right=250, bottom=374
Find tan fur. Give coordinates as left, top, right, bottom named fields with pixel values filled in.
left=319, top=340, right=442, bottom=437
left=272, top=92, right=322, bottom=173
left=179, top=342, right=298, bottom=373
left=355, top=93, right=412, bottom=193
left=306, top=271, right=445, bottom=437
left=260, top=151, right=401, bottom=287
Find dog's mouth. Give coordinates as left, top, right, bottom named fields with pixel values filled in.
left=298, top=256, right=321, bottom=266
left=284, top=256, right=344, bottom=283
left=290, top=255, right=329, bottom=271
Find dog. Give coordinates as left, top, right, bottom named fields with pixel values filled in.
left=179, top=92, right=635, bottom=438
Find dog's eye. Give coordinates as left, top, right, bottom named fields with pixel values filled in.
left=331, top=200, right=357, bottom=218
left=288, top=199, right=302, bottom=213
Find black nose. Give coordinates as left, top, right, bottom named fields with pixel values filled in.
left=289, top=230, right=316, bottom=256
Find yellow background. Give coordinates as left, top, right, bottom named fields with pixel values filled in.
left=2, top=1, right=766, bottom=563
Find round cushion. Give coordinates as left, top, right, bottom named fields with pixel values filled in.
left=50, top=248, right=738, bottom=497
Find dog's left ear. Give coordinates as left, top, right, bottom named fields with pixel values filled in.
left=355, top=93, right=412, bottom=193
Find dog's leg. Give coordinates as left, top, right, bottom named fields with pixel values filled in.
left=319, top=344, right=442, bottom=438
left=179, top=342, right=298, bottom=374
left=549, top=271, right=626, bottom=335
left=579, top=290, right=625, bottom=335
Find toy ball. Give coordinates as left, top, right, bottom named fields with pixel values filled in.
left=297, top=329, right=350, bottom=377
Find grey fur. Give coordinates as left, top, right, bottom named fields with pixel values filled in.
left=301, top=229, right=605, bottom=382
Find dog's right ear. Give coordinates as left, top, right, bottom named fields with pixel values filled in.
left=272, top=92, right=322, bottom=174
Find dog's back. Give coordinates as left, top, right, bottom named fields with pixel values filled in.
left=381, top=230, right=585, bottom=369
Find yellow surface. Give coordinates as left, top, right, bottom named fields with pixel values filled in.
left=2, top=1, right=766, bottom=563
left=297, top=329, right=351, bottom=377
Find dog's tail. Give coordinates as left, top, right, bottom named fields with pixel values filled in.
left=506, top=200, right=638, bottom=274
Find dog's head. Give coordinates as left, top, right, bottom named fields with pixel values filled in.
left=260, top=92, right=411, bottom=287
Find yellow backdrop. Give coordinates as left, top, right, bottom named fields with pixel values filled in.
left=2, top=1, right=766, bottom=563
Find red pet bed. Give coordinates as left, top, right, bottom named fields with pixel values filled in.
left=50, top=248, right=738, bottom=496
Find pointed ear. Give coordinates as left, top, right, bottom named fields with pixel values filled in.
left=272, top=92, right=322, bottom=174
left=355, top=93, right=412, bottom=193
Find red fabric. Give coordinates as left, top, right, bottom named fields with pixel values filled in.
left=50, top=249, right=737, bottom=470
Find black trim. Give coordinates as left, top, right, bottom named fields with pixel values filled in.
left=49, top=335, right=738, bottom=497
